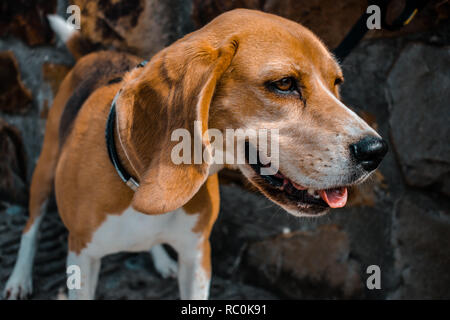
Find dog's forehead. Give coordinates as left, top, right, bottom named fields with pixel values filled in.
left=208, top=10, right=339, bottom=79
left=237, top=34, right=335, bottom=75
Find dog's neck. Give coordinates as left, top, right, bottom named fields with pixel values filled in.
left=106, top=61, right=149, bottom=191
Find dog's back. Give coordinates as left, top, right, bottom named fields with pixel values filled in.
left=45, top=14, right=142, bottom=149
left=58, top=51, right=141, bottom=145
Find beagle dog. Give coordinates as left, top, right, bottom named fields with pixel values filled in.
left=4, top=9, right=387, bottom=300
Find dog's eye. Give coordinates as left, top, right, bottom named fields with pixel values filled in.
left=272, top=77, right=296, bottom=92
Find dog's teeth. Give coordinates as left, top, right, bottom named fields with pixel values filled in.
left=308, top=188, right=320, bottom=198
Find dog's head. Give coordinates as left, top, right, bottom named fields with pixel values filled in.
left=116, top=9, right=387, bottom=216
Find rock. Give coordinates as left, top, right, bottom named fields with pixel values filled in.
left=245, top=225, right=363, bottom=299
left=0, top=38, right=74, bottom=179
left=0, top=0, right=57, bottom=46
left=211, top=185, right=305, bottom=278
left=71, top=0, right=194, bottom=58
left=387, top=43, right=450, bottom=196
left=96, top=267, right=278, bottom=299
left=192, top=0, right=442, bottom=49
left=210, top=277, right=279, bottom=300
left=0, top=51, right=32, bottom=114
left=0, top=119, right=28, bottom=204
left=390, top=192, right=450, bottom=299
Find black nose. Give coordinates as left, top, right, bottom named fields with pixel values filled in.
left=350, top=136, right=388, bottom=171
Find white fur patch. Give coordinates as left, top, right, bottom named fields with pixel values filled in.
left=47, top=14, right=76, bottom=43
left=82, top=207, right=199, bottom=257
left=149, top=244, right=178, bottom=278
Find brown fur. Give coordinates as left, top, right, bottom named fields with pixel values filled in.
left=66, top=32, right=101, bottom=61
left=59, top=51, right=141, bottom=145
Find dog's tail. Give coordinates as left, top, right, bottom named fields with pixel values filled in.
left=47, top=14, right=97, bottom=60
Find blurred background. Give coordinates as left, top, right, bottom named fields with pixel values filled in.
left=0, top=0, right=449, bottom=299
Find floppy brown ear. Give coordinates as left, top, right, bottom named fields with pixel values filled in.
left=115, top=37, right=238, bottom=214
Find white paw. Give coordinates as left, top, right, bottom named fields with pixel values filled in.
left=3, top=273, right=32, bottom=300
left=153, top=255, right=178, bottom=278
left=148, top=247, right=177, bottom=279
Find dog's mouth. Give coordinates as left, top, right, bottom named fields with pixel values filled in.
left=243, top=143, right=348, bottom=216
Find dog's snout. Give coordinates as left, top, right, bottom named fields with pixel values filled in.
left=350, top=136, right=388, bottom=171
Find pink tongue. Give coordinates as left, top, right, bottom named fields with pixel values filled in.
left=319, top=188, right=348, bottom=208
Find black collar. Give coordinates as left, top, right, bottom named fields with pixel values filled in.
left=105, top=60, right=148, bottom=191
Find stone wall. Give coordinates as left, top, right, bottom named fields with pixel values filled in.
left=0, top=0, right=449, bottom=299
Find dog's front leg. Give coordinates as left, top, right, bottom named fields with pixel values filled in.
left=177, top=238, right=211, bottom=300
left=66, top=250, right=101, bottom=300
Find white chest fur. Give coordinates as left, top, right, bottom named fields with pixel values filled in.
left=83, top=206, right=200, bottom=258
